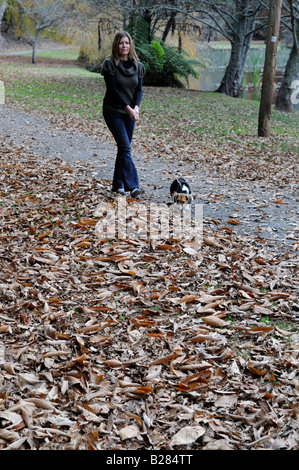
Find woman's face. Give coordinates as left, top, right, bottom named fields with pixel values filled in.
left=118, top=36, right=130, bottom=59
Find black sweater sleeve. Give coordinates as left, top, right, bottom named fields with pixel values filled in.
left=134, top=77, right=143, bottom=107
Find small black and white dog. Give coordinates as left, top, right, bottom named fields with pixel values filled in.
left=170, top=177, right=192, bottom=205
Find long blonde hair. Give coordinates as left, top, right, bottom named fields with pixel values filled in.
left=111, top=31, right=139, bottom=66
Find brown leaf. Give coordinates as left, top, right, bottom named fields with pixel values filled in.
left=132, top=386, right=152, bottom=395
left=170, top=426, right=205, bottom=446
left=201, top=316, right=228, bottom=327
left=227, top=219, right=240, bottom=225
left=247, top=366, right=267, bottom=376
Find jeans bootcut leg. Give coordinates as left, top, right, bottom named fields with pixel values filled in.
left=104, top=112, right=139, bottom=192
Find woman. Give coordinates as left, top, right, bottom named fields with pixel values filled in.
left=101, top=31, right=146, bottom=198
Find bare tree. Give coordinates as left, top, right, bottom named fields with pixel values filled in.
left=84, top=0, right=201, bottom=51
left=13, top=0, right=76, bottom=63
left=187, top=0, right=267, bottom=97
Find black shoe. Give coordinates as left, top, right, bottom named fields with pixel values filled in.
left=130, top=188, right=143, bottom=198
left=112, top=187, right=126, bottom=196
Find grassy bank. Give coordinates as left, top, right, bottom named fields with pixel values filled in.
left=0, top=49, right=298, bottom=160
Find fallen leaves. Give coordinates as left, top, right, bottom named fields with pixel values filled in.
left=0, top=139, right=299, bottom=451
left=0, top=48, right=297, bottom=452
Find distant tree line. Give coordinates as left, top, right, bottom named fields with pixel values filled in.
left=0, top=0, right=297, bottom=111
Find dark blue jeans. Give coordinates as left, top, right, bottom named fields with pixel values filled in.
left=103, top=112, right=139, bottom=192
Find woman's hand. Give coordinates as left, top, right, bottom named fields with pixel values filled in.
left=125, top=105, right=139, bottom=121
left=134, top=106, right=140, bottom=121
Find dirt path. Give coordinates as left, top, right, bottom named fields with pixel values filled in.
left=0, top=103, right=298, bottom=254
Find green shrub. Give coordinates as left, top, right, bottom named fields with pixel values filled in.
left=127, top=17, right=201, bottom=88
left=136, top=39, right=200, bottom=88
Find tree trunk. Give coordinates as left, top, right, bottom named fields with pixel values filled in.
left=275, top=16, right=299, bottom=112
left=32, top=29, right=41, bottom=64
left=98, top=19, right=102, bottom=52
left=216, top=8, right=257, bottom=97
left=216, top=33, right=252, bottom=97
left=141, top=8, right=152, bottom=43
left=258, top=0, right=283, bottom=137
left=0, top=1, right=7, bottom=41
left=162, top=11, right=177, bottom=42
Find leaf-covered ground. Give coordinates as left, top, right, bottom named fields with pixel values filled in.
left=0, top=51, right=298, bottom=451
left=0, top=139, right=298, bottom=450
left=2, top=52, right=298, bottom=252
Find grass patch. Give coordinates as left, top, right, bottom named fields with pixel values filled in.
left=0, top=49, right=298, bottom=155
left=35, top=48, right=81, bottom=60
left=8, top=78, right=101, bottom=117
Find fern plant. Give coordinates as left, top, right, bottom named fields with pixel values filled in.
left=126, top=18, right=201, bottom=88
left=127, top=16, right=150, bottom=49
left=137, top=39, right=200, bottom=87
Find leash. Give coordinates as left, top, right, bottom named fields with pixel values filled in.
left=158, top=153, right=180, bottom=184
left=152, top=144, right=186, bottom=185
